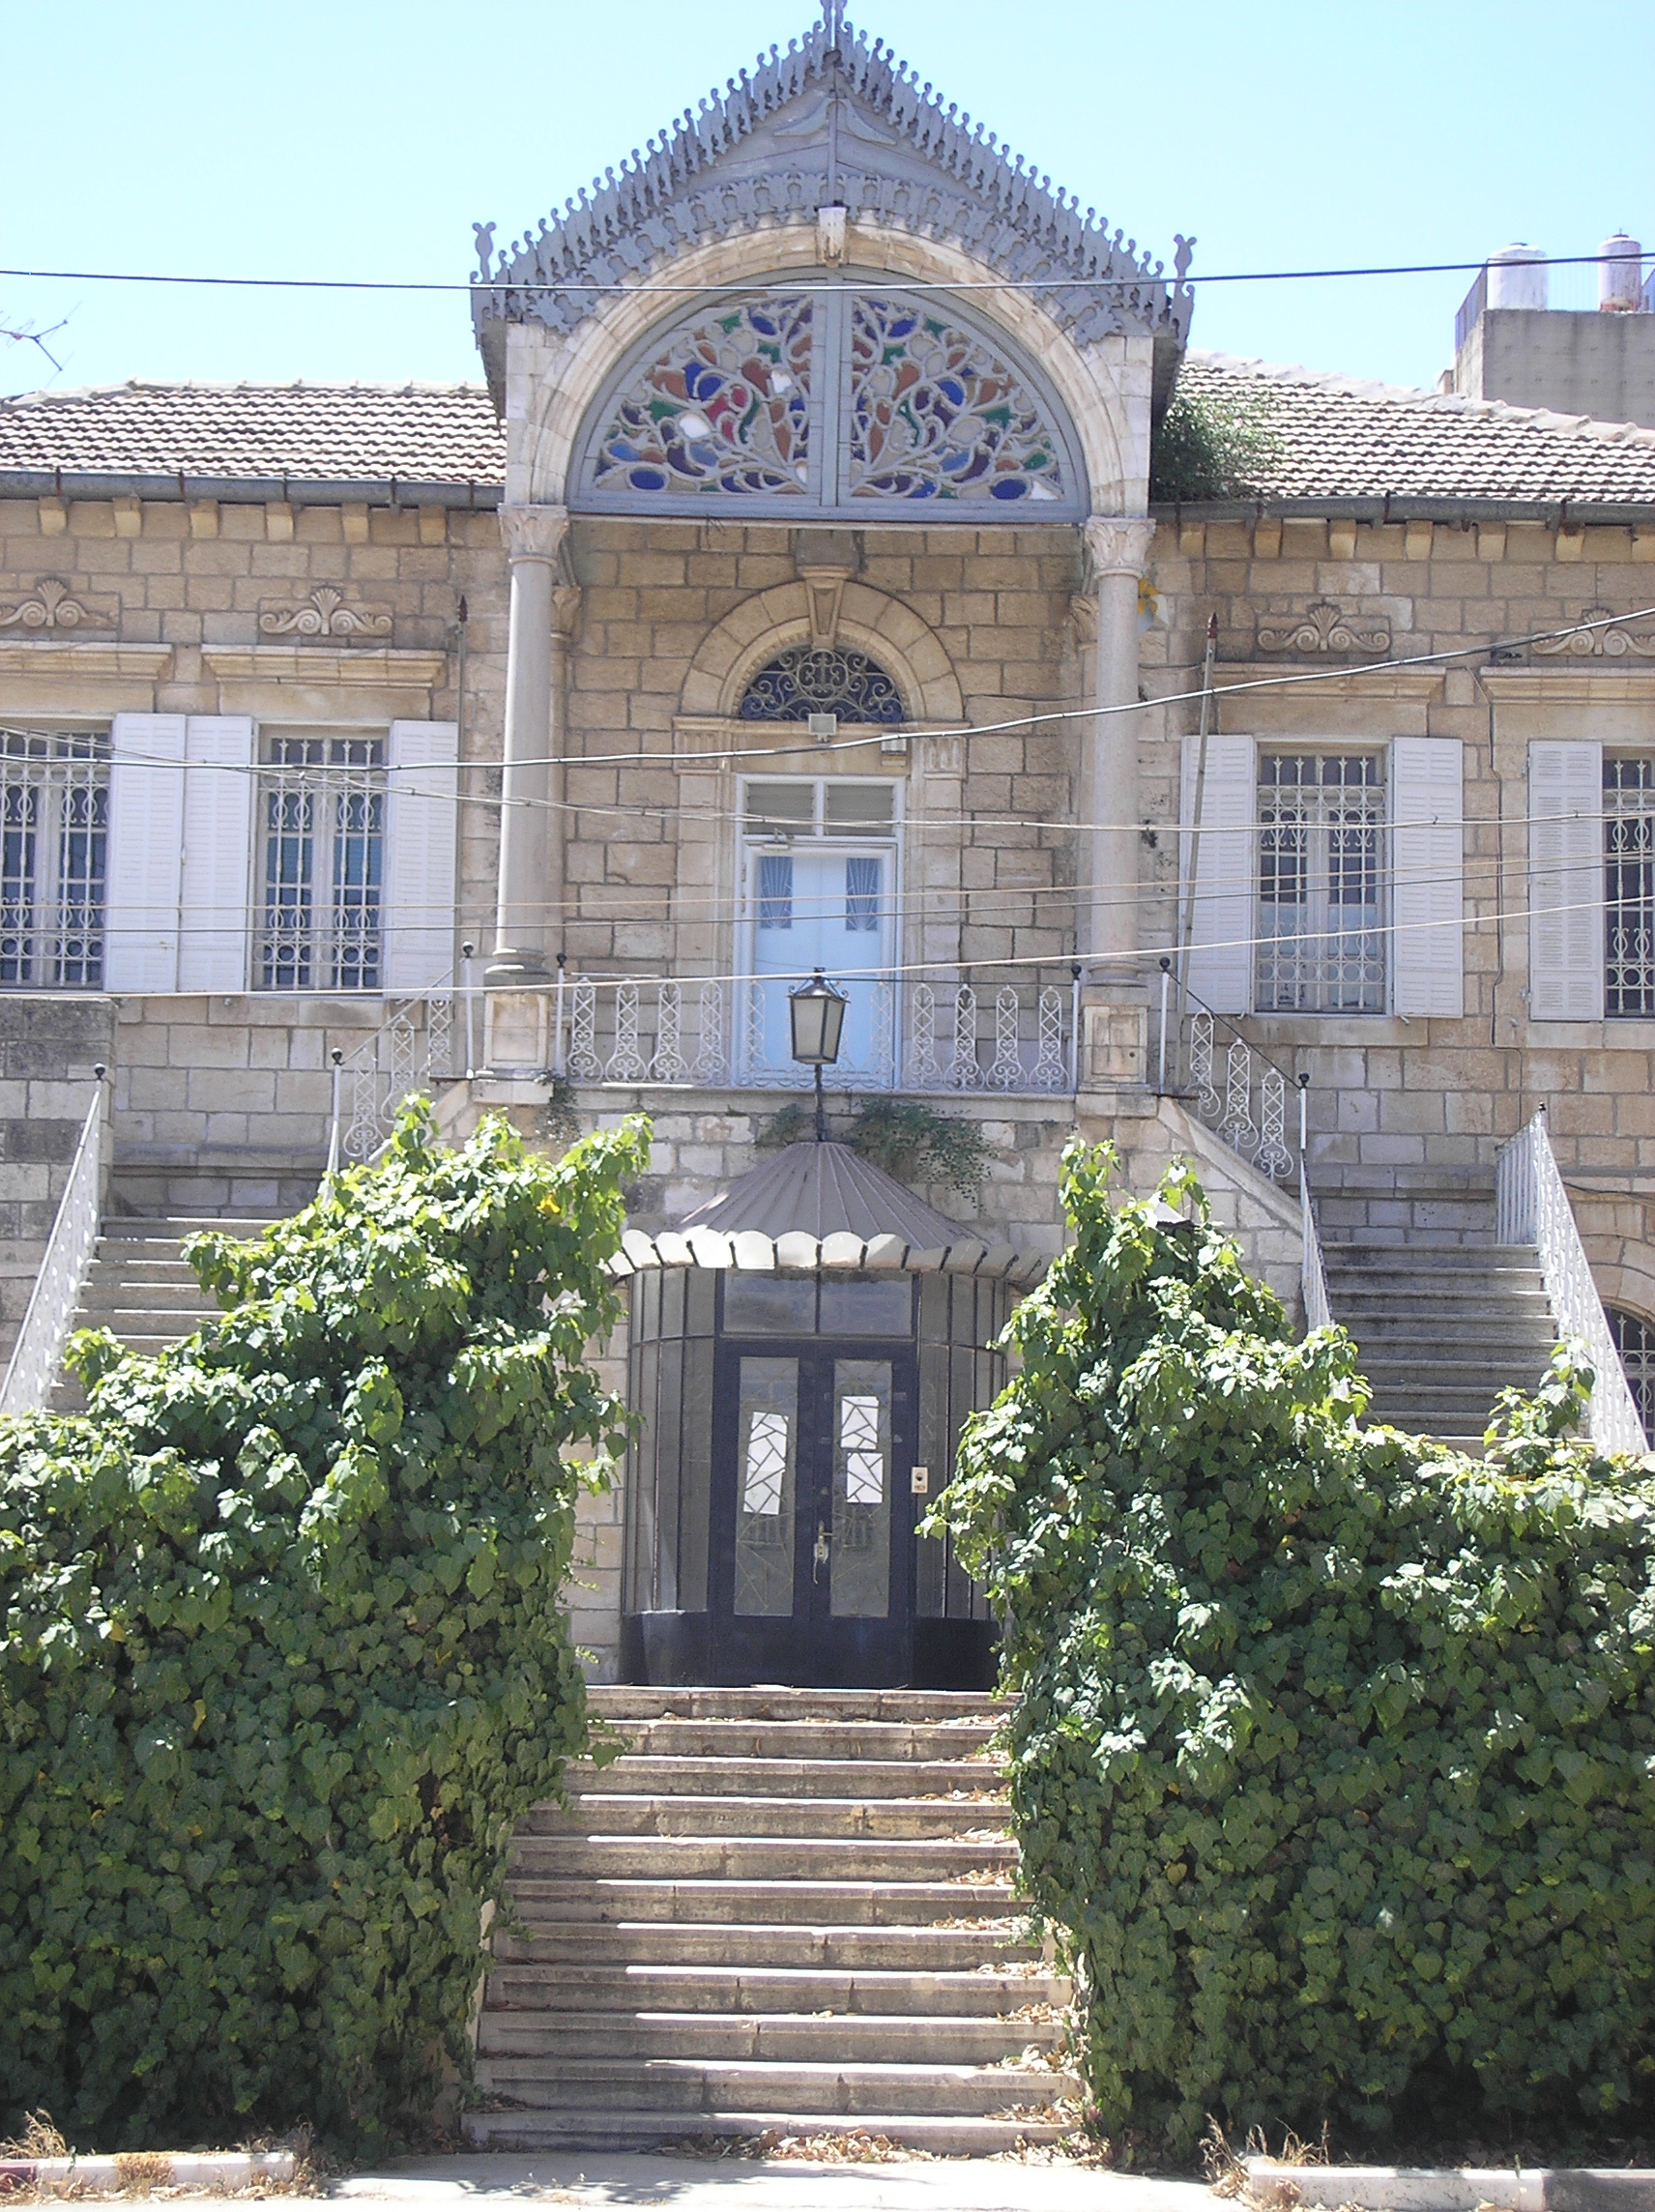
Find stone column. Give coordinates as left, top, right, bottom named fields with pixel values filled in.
left=487, top=503, right=570, bottom=984
left=1082, top=516, right=1156, bottom=972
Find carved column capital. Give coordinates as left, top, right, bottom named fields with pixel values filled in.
left=500, top=503, right=570, bottom=565
left=1084, top=514, right=1156, bottom=579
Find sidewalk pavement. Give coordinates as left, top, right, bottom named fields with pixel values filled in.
left=319, top=2150, right=1216, bottom=2212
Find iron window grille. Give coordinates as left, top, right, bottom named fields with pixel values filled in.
left=1255, top=751, right=1386, bottom=1013
left=1606, top=757, right=1654, bottom=1018
left=257, top=734, right=386, bottom=991
left=1608, top=1306, right=1655, bottom=1435
left=0, top=727, right=109, bottom=988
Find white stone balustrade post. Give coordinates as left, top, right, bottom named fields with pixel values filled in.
left=1082, top=516, right=1155, bottom=972
left=488, top=504, right=571, bottom=983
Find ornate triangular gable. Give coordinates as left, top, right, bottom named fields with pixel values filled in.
left=471, top=15, right=1193, bottom=404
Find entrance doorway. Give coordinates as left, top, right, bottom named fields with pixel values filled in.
left=621, top=1249, right=1005, bottom=1690
left=713, top=1336, right=916, bottom=1686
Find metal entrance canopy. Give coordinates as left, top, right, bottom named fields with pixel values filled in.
left=606, top=1140, right=1045, bottom=1286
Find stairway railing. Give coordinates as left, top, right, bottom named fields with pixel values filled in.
left=1300, top=1162, right=1334, bottom=1334
left=1152, top=961, right=1298, bottom=1184
left=1495, top=1110, right=1648, bottom=1454
left=0, top=1073, right=108, bottom=1417
left=334, top=983, right=461, bottom=1164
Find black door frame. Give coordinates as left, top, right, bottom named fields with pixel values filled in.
left=706, top=1332, right=919, bottom=1688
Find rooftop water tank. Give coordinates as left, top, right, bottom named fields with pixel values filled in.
left=1600, top=232, right=1643, bottom=312
left=1487, top=244, right=1547, bottom=311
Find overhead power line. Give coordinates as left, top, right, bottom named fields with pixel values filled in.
left=0, top=249, right=1644, bottom=300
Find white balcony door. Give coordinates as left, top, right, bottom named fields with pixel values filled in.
left=741, top=842, right=896, bottom=1083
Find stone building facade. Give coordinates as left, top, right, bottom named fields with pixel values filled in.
left=1, top=17, right=1652, bottom=1678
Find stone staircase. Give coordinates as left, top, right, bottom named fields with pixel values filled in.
left=464, top=1687, right=1078, bottom=2155
left=50, top=1216, right=276, bottom=1406
left=1322, top=1242, right=1558, bottom=1445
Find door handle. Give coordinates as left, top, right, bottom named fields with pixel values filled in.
left=813, top=1521, right=830, bottom=1581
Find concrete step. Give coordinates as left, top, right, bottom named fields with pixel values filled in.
left=508, top=1878, right=1015, bottom=1927
left=490, top=1923, right=1041, bottom=1971
left=586, top=1688, right=1006, bottom=1723
left=524, top=1794, right=1009, bottom=1841
left=471, top=2054, right=1078, bottom=2120
left=461, top=2110, right=1073, bottom=2155
left=480, top=1964, right=1066, bottom=2015
left=1321, top=1244, right=1537, bottom=1270
left=566, top=1757, right=1003, bottom=1801
left=477, top=2010, right=1062, bottom=2064
left=590, top=1719, right=1000, bottom=1762
left=508, top=1836, right=1018, bottom=1884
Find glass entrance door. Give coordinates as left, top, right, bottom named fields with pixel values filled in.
left=711, top=1336, right=918, bottom=1685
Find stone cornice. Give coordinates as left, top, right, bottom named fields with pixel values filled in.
left=0, top=640, right=171, bottom=680
left=1478, top=666, right=1655, bottom=704
left=201, top=646, right=449, bottom=689
left=1214, top=661, right=1445, bottom=702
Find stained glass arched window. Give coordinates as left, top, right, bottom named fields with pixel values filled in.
left=739, top=644, right=905, bottom=724
left=1609, top=1306, right=1655, bottom=1434
left=575, top=279, right=1086, bottom=520
left=589, top=296, right=813, bottom=498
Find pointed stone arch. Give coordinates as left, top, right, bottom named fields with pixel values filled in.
left=680, top=579, right=964, bottom=724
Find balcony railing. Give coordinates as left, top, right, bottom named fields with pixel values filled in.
left=555, top=972, right=1078, bottom=1096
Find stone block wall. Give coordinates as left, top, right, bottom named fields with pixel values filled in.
left=0, top=996, right=115, bottom=1365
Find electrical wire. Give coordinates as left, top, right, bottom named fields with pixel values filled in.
left=0, top=249, right=1643, bottom=299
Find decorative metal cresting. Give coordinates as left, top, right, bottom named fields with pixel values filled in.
left=556, top=973, right=1075, bottom=1094
left=1495, top=1110, right=1649, bottom=1455
left=336, top=990, right=460, bottom=1163
left=1154, top=960, right=1297, bottom=1183
left=0, top=1069, right=107, bottom=1415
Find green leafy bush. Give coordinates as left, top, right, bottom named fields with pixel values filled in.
left=0, top=1102, right=648, bottom=2149
left=759, top=1095, right=990, bottom=1199
left=1149, top=384, right=1282, bottom=502
left=938, top=1141, right=1655, bottom=2154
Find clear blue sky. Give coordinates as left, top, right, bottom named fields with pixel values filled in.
left=3, top=0, right=1652, bottom=401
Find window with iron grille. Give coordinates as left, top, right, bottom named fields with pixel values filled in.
left=0, top=727, right=109, bottom=987
left=1606, top=757, right=1654, bottom=1018
left=1256, top=751, right=1386, bottom=1012
left=257, top=734, right=385, bottom=990
left=1608, top=1306, right=1655, bottom=1435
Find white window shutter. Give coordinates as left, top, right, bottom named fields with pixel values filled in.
left=383, top=720, right=458, bottom=992
left=1528, top=741, right=1604, bottom=1021
left=178, top=716, right=254, bottom=993
left=105, top=713, right=187, bottom=992
left=1391, top=737, right=1465, bottom=1018
left=1179, top=733, right=1257, bottom=1014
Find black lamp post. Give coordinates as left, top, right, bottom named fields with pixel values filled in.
left=788, top=970, right=848, bottom=1141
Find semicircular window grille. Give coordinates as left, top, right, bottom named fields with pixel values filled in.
left=577, top=282, right=1085, bottom=520
left=739, top=644, right=906, bottom=725
left=1609, top=1305, right=1655, bottom=1435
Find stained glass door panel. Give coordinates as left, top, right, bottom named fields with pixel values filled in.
left=734, top=1357, right=798, bottom=1617
left=829, top=1360, right=891, bottom=1619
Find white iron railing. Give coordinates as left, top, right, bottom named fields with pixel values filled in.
left=338, top=990, right=461, bottom=1161
left=554, top=973, right=1077, bottom=1096
left=1495, top=1110, right=1648, bottom=1454
left=0, top=1076, right=107, bottom=1417
left=1153, top=967, right=1298, bottom=1184
left=1300, top=1162, right=1334, bottom=1333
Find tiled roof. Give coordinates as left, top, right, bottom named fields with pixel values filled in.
left=0, top=380, right=506, bottom=501
left=1175, top=351, right=1655, bottom=514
